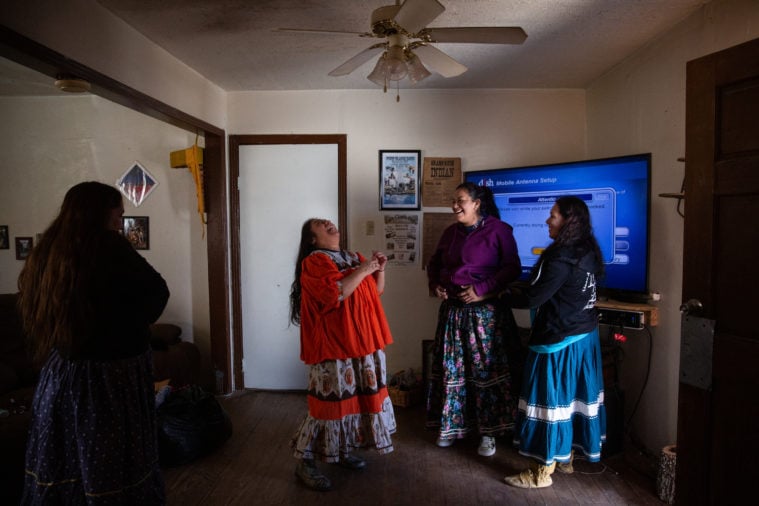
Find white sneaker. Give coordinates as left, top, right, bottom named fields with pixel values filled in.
left=436, top=437, right=454, bottom=448
left=478, top=436, right=496, bottom=456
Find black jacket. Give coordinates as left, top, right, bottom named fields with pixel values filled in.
left=511, top=244, right=600, bottom=347
left=77, top=232, right=170, bottom=360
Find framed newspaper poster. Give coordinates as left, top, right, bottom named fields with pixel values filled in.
left=379, top=150, right=421, bottom=210
left=422, top=157, right=462, bottom=207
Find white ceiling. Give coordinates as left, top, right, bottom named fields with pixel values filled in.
left=91, top=0, right=707, bottom=92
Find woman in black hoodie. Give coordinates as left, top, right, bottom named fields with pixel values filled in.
left=503, top=196, right=606, bottom=489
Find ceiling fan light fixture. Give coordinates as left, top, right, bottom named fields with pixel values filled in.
left=367, top=54, right=389, bottom=87
left=406, top=52, right=431, bottom=85
left=386, top=45, right=408, bottom=81
left=286, top=0, right=528, bottom=95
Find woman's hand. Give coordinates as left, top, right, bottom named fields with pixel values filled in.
left=360, top=257, right=381, bottom=275
left=457, top=284, right=483, bottom=304
left=372, top=250, right=388, bottom=272
left=434, top=285, right=448, bottom=300
left=341, top=255, right=382, bottom=298
left=369, top=251, right=386, bottom=293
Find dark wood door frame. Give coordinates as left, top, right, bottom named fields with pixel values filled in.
left=0, top=26, right=233, bottom=393
left=228, top=135, right=347, bottom=390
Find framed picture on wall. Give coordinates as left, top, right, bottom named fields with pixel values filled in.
left=122, top=216, right=150, bottom=250
left=0, top=225, right=8, bottom=249
left=15, top=236, right=33, bottom=260
left=379, top=149, right=421, bottom=210
left=116, top=161, right=159, bottom=207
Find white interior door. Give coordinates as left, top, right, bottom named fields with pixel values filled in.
left=239, top=144, right=338, bottom=389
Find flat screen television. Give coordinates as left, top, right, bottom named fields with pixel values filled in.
left=465, top=154, right=651, bottom=303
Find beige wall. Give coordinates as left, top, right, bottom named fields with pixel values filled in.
left=227, top=87, right=586, bottom=391
left=586, top=0, right=759, bottom=452
left=0, top=95, right=212, bottom=385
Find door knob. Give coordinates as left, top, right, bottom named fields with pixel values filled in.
left=679, top=298, right=703, bottom=315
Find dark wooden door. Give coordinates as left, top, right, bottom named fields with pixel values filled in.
left=677, top=37, right=759, bottom=505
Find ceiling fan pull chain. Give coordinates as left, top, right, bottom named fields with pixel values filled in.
left=396, top=80, right=400, bottom=102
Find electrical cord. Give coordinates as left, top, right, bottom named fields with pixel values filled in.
left=569, top=454, right=613, bottom=475
left=624, top=324, right=653, bottom=429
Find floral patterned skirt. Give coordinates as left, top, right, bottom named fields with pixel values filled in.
left=425, top=299, right=520, bottom=440
left=291, top=350, right=396, bottom=462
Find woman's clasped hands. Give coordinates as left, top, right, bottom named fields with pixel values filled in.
left=371, top=250, right=387, bottom=272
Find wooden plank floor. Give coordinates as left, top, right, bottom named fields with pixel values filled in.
left=163, top=390, right=663, bottom=505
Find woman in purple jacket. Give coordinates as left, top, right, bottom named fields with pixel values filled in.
left=426, top=182, right=522, bottom=457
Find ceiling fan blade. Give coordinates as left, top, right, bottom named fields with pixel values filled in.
left=413, top=44, right=467, bottom=78
left=394, top=0, right=445, bottom=35
left=328, top=44, right=386, bottom=76
left=424, top=27, right=528, bottom=45
left=276, top=28, right=372, bottom=38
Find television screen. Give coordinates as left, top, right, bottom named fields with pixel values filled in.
left=465, top=154, right=651, bottom=302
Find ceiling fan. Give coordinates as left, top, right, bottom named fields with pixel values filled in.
left=277, top=0, right=527, bottom=91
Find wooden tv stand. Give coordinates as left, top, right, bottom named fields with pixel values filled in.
left=596, top=299, right=659, bottom=327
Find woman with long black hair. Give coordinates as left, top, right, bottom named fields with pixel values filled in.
left=503, top=195, right=606, bottom=489
left=19, top=181, right=169, bottom=504
left=289, top=218, right=396, bottom=491
left=426, top=182, right=522, bottom=457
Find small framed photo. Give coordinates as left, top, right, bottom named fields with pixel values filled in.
left=0, top=225, right=8, bottom=249
left=379, top=149, right=421, bottom=210
left=15, top=236, right=33, bottom=260
left=122, top=216, right=150, bottom=250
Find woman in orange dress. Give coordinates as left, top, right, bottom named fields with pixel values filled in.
left=289, top=218, right=396, bottom=491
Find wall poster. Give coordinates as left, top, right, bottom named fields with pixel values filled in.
left=422, top=157, right=462, bottom=207
left=379, top=150, right=421, bottom=210
left=421, top=212, right=457, bottom=272
left=383, top=214, right=419, bottom=266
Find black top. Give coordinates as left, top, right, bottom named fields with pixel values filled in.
left=73, top=232, right=169, bottom=360
left=510, top=244, right=599, bottom=346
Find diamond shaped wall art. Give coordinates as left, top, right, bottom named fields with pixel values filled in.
left=116, top=161, right=159, bottom=207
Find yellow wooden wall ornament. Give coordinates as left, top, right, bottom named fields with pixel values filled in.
left=170, top=136, right=206, bottom=237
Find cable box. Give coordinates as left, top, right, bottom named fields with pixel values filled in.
left=597, top=307, right=645, bottom=330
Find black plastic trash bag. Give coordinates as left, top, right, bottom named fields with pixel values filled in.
left=156, top=384, right=233, bottom=466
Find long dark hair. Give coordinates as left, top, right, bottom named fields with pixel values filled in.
left=457, top=182, right=500, bottom=219
left=289, top=218, right=320, bottom=326
left=18, top=181, right=124, bottom=363
left=546, top=196, right=604, bottom=276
